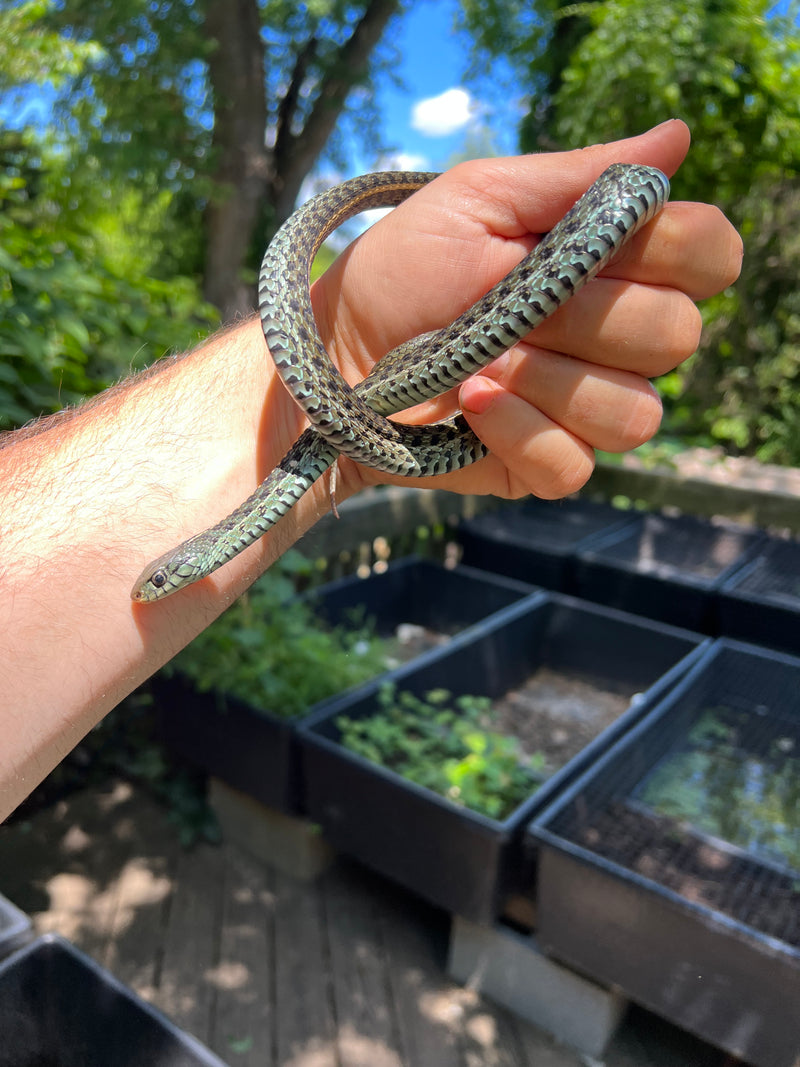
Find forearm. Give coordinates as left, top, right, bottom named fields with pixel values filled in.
left=0, top=317, right=332, bottom=818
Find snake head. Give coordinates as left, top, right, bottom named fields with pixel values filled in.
left=130, top=550, right=204, bottom=602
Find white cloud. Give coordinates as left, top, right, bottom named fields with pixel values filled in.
left=376, top=150, right=431, bottom=172
left=411, top=87, right=474, bottom=138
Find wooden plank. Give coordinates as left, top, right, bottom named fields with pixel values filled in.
left=273, top=866, right=337, bottom=1067
left=100, top=788, right=179, bottom=1001
left=210, top=846, right=276, bottom=1067
left=322, top=860, right=404, bottom=1067
left=375, top=879, right=462, bottom=1067
left=156, top=841, right=226, bottom=1047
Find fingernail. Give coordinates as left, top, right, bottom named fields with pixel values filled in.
left=461, top=377, right=500, bottom=415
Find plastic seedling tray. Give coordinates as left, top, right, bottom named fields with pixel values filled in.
left=458, top=496, right=635, bottom=591
left=718, top=535, right=800, bottom=655
left=299, top=592, right=706, bottom=922
left=156, top=557, right=534, bottom=814
left=529, top=638, right=800, bottom=1067
left=573, top=511, right=764, bottom=632
left=0, top=934, right=227, bottom=1067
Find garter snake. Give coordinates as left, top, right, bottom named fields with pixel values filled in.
left=131, top=163, right=669, bottom=602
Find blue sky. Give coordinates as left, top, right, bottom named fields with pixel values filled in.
left=3, top=0, right=521, bottom=185
left=369, top=0, right=520, bottom=171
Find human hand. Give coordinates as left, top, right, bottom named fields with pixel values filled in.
left=312, top=119, right=742, bottom=503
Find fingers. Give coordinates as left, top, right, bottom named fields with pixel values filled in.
left=473, top=346, right=663, bottom=454
left=523, top=278, right=702, bottom=380
left=440, top=120, right=692, bottom=240
left=599, top=201, right=743, bottom=299
left=319, top=121, right=743, bottom=507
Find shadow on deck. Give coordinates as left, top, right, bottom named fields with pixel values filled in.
left=0, top=780, right=728, bottom=1066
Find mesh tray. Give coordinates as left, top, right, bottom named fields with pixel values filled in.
left=719, top=536, right=800, bottom=655
left=574, top=513, right=764, bottom=631
left=529, top=639, right=800, bottom=1066
left=457, top=497, right=635, bottom=590
left=537, top=640, right=800, bottom=939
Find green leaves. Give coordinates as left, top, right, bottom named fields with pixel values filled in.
left=337, top=683, right=547, bottom=820
left=640, top=705, right=800, bottom=871
left=171, top=551, right=393, bottom=720
left=465, top=0, right=800, bottom=465
left=0, top=129, right=216, bottom=430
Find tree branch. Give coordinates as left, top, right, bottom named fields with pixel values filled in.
left=271, top=0, right=400, bottom=223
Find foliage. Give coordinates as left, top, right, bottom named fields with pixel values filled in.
left=464, top=0, right=800, bottom=465
left=170, top=550, right=392, bottom=719
left=0, top=130, right=216, bottom=429
left=640, top=705, right=800, bottom=871
left=35, top=0, right=404, bottom=314
left=0, top=0, right=103, bottom=91
left=336, top=683, right=547, bottom=819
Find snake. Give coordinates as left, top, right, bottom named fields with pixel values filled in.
left=131, top=163, right=669, bottom=602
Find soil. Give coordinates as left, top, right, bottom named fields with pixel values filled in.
left=572, top=802, right=800, bottom=949
left=381, top=623, right=636, bottom=777
left=490, top=666, right=634, bottom=775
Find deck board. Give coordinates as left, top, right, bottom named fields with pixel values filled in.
left=0, top=779, right=726, bottom=1067
left=213, top=849, right=276, bottom=1065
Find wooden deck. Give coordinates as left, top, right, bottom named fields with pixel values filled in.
left=0, top=780, right=728, bottom=1067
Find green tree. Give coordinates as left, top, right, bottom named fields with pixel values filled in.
left=0, top=127, right=215, bottom=430
left=41, top=0, right=405, bottom=318
left=466, top=0, right=800, bottom=463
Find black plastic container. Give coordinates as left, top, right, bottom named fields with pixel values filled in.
left=299, top=592, right=707, bottom=922
left=529, top=639, right=800, bottom=1067
left=458, top=496, right=635, bottom=590
left=718, top=535, right=800, bottom=655
left=0, top=894, right=30, bottom=960
left=0, top=934, right=227, bottom=1067
left=573, top=511, right=764, bottom=632
left=155, top=557, right=533, bottom=813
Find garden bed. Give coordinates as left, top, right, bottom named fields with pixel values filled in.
left=573, top=511, right=763, bottom=631
left=457, top=496, right=634, bottom=590
left=718, top=534, right=800, bottom=655
left=155, top=556, right=534, bottom=814
left=529, top=638, right=800, bottom=1067
left=0, top=934, right=226, bottom=1067
left=300, top=593, right=706, bottom=921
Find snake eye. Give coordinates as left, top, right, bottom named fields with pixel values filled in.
left=151, top=570, right=168, bottom=589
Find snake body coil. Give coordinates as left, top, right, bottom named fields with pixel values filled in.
left=132, top=164, right=669, bottom=601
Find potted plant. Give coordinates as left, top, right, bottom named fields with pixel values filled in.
left=155, top=552, right=533, bottom=813
left=299, top=592, right=708, bottom=922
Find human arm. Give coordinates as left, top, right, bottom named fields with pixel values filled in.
left=0, top=119, right=742, bottom=817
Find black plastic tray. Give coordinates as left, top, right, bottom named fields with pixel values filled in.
left=717, top=535, right=800, bottom=655
left=155, top=557, right=534, bottom=813
left=529, top=638, right=800, bottom=1067
left=299, top=592, right=706, bottom=922
left=573, top=511, right=764, bottom=632
left=0, top=893, right=31, bottom=961
left=458, top=496, right=635, bottom=591
left=0, top=934, right=227, bottom=1067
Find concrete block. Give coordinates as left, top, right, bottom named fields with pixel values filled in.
left=448, top=916, right=628, bottom=1058
left=209, top=778, right=335, bottom=881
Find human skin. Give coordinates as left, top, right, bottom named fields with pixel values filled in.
left=0, top=120, right=742, bottom=818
